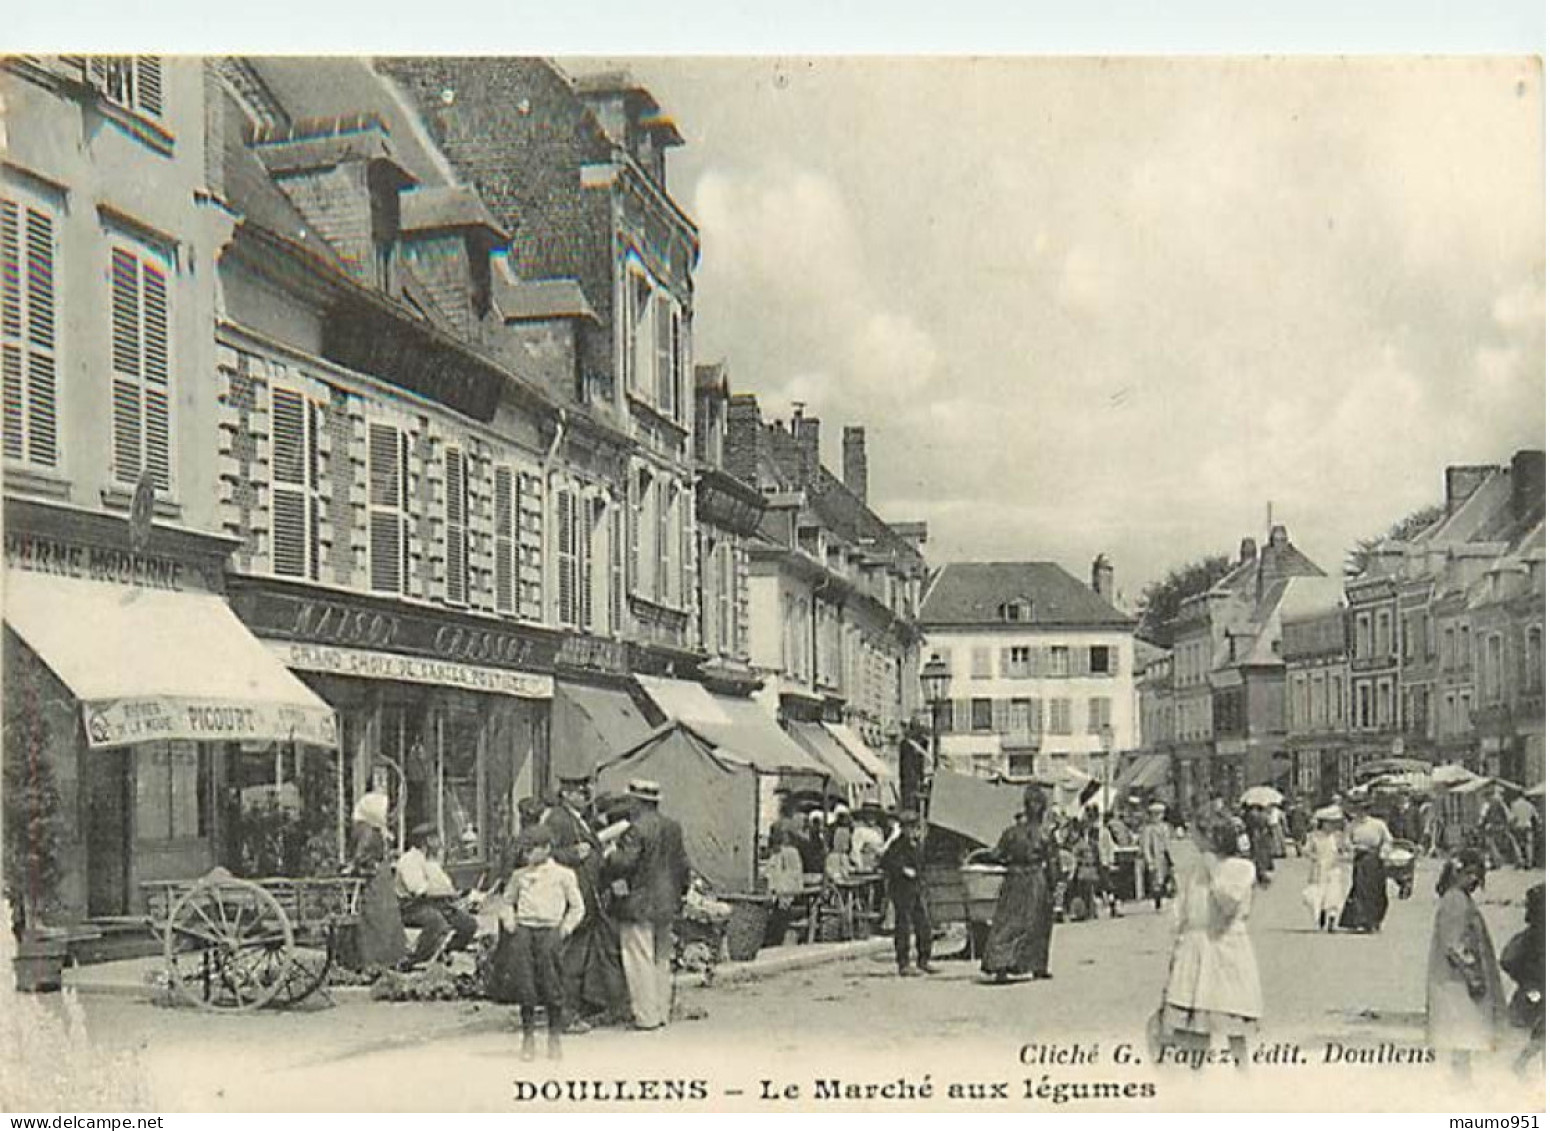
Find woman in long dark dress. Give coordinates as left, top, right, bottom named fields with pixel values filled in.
left=981, top=785, right=1057, bottom=983
left=1338, top=800, right=1393, bottom=933
left=347, top=791, right=407, bottom=972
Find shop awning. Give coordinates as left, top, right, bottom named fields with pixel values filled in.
left=928, top=769, right=1024, bottom=847
left=551, top=681, right=654, bottom=780
left=787, top=721, right=872, bottom=789
left=824, top=723, right=900, bottom=806
left=1113, top=753, right=1170, bottom=793
left=5, top=571, right=336, bottom=748
left=635, top=674, right=727, bottom=727
left=633, top=676, right=826, bottom=776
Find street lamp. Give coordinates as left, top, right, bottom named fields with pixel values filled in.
left=1098, top=723, right=1115, bottom=812
left=917, top=652, right=952, bottom=815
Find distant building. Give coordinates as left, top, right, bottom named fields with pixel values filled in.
left=919, top=558, right=1136, bottom=781
left=1282, top=580, right=1351, bottom=801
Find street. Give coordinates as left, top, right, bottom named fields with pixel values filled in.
left=51, top=856, right=1545, bottom=1113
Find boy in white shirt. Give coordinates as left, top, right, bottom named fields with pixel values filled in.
left=500, top=826, right=585, bottom=1061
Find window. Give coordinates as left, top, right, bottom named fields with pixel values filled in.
left=1443, top=626, right=1456, bottom=669
left=1426, top=614, right=1437, bottom=658
left=971, top=698, right=993, bottom=733
left=1008, top=698, right=1033, bottom=737
left=1357, top=683, right=1372, bottom=729
left=611, top=504, right=625, bottom=634
left=1050, top=646, right=1070, bottom=677
left=1485, top=634, right=1505, bottom=703
left=270, top=387, right=322, bottom=581
left=443, top=447, right=469, bottom=606
left=1377, top=679, right=1393, bottom=727
left=1376, top=611, right=1392, bottom=658
left=1086, top=696, right=1112, bottom=734
left=367, top=422, right=410, bottom=594
left=1048, top=698, right=1072, bottom=735
left=998, top=600, right=1031, bottom=622
left=1004, top=645, right=1032, bottom=678
left=971, top=647, right=992, bottom=679
left=1331, top=676, right=1344, bottom=727
left=88, top=56, right=164, bottom=120
left=1289, top=674, right=1306, bottom=729
left=1442, top=693, right=1456, bottom=736
left=135, top=741, right=206, bottom=841
left=1089, top=645, right=1111, bottom=675
left=1007, top=753, right=1035, bottom=777
left=1355, top=613, right=1372, bottom=659
left=1458, top=625, right=1472, bottom=673
left=110, top=239, right=173, bottom=491
left=1, top=193, right=59, bottom=470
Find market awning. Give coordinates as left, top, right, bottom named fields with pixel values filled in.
left=5, top=571, right=336, bottom=748
left=1112, top=753, right=1170, bottom=793
left=928, top=768, right=1024, bottom=847
left=550, top=681, right=653, bottom=779
left=632, top=677, right=828, bottom=777
left=786, top=721, right=872, bottom=789
left=824, top=722, right=900, bottom=807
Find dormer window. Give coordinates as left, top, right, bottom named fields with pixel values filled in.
left=998, top=599, right=1033, bottom=623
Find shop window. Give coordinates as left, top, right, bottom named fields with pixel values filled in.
left=136, top=741, right=207, bottom=841
left=224, top=742, right=342, bottom=876
left=109, top=238, right=173, bottom=492
left=1, top=193, right=60, bottom=470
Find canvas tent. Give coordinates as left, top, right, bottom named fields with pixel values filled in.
left=595, top=721, right=764, bottom=894
left=928, top=769, right=1027, bottom=848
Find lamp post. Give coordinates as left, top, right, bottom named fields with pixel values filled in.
left=1098, top=723, right=1115, bottom=813
left=917, top=652, right=952, bottom=817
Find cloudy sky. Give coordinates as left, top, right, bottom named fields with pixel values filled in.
left=575, top=56, right=1544, bottom=603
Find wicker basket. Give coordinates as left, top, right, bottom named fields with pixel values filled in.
left=723, top=897, right=771, bottom=962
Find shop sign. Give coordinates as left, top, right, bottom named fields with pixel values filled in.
left=232, top=586, right=563, bottom=674
left=270, top=640, right=555, bottom=699
left=556, top=635, right=630, bottom=674
left=83, top=696, right=338, bottom=749
left=5, top=531, right=189, bottom=592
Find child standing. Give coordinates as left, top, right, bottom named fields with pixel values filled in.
left=500, top=826, right=586, bottom=1061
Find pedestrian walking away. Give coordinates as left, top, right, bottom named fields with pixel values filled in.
left=880, top=810, right=935, bottom=976
left=1426, top=849, right=1509, bottom=1078
left=981, top=784, right=1057, bottom=983
left=607, top=779, right=692, bottom=1030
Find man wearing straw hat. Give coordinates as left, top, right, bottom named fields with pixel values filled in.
left=608, top=780, right=691, bottom=1030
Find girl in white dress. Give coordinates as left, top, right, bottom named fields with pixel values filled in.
left=1160, top=812, right=1264, bottom=1066
left=1302, top=806, right=1352, bottom=932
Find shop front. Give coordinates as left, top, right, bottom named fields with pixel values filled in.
left=3, top=500, right=338, bottom=924
left=227, top=577, right=562, bottom=885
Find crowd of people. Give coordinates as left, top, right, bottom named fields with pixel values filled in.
left=345, top=775, right=690, bottom=1061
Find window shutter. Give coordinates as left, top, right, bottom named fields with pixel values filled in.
left=610, top=503, right=624, bottom=634
left=494, top=465, right=515, bottom=614
left=992, top=698, right=1010, bottom=734
left=556, top=486, right=576, bottom=626
left=270, top=388, right=310, bottom=579
left=134, top=57, right=163, bottom=118
left=654, top=294, right=672, bottom=411
left=719, top=542, right=734, bottom=652
left=627, top=470, right=641, bottom=596
left=2, top=198, right=59, bottom=469
left=952, top=698, right=971, bottom=734
left=655, top=484, right=670, bottom=604
left=368, top=422, right=404, bottom=593
left=110, top=247, right=142, bottom=484
left=1000, top=647, right=1013, bottom=678
left=1072, top=646, right=1090, bottom=676
left=141, top=260, right=170, bottom=489
left=578, top=494, right=594, bottom=630
left=445, top=448, right=467, bottom=605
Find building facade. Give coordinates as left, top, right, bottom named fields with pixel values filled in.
left=920, top=559, right=1137, bottom=781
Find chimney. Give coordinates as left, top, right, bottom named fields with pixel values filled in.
left=725, top=394, right=763, bottom=485
left=1511, top=449, right=1545, bottom=521
left=792, top=407, right=821, bottom=480
left=1239, top=537, right=1258, bottom=565
left=1446, top=464, right=1497, bottom=515
left=843, top=426, right=868, bottom=502
left=1267, top=524, right=1289, bottom=550
left=1091, top=554, right=1114, bottom=605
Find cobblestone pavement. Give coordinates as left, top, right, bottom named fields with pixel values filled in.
left=63, top=856, right=1546, bottom=1112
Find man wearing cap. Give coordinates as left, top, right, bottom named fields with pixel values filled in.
left=880, top=810, right=936, bottom=976
left=544, top=774, right=629, bottom=1029
left=1140, top=802, right=1173, bottom=911
left=607, top=780, right=692, bottom=1030
left=396, top=823, right=477, bottom=966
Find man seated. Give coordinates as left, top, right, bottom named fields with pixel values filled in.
left=396, top=823, right=478, bottom=967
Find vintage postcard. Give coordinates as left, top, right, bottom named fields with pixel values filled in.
left=0, top=49, right=1544, bottom=1115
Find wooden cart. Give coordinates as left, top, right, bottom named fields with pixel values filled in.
left=142, top=869, right=363, bottom=1011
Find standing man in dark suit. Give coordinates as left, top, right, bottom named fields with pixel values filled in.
left=880, top=811, right=936, bottom=977
left=543, top=773, right=629, bottom=1031
left=607, top=779, right=692, bottom=1030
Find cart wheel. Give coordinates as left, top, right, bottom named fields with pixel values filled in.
left=163, top=877, right=294, bottom=1011
left=269, top=937, right=336, bottom=1008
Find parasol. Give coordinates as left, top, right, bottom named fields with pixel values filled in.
left=1240, top=785, right=1284, bottom=807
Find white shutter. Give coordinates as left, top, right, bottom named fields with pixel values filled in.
left=444, top=447, right=468, bottom=605
left=368, top=422, right=404, bottom=594
left=556, top=486, right=576, bottom=627
left=518, top=470, right=543, bottom=620
left=110, top=246, right=142, bottom=484
left=1, top=197, right=58, bottom=469
left=627, top=469, right=641, bottom=596
left=578, top=493, right=593, bottom=631
left=134, top=57, right=163, bottom=118
left=270, top=387, right=311, bottom=579
left=610, top=504, right=624, bottom=634
left=109, top=241, right=173, bottom=491
left=494, top=465, right=516, bottom=614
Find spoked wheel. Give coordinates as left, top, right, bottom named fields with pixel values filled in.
left=163, top=876, right=295, bottom=1011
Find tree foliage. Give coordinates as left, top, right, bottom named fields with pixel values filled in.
left=1136, top=553, right=1235, bottom=646
left=1345, top=503, right=1447, bottom=578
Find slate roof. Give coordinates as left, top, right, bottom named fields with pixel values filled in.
left=920, top=562, right=1134, bottom=628
left=492, top=267, right=599, bottom=323
left=400, top=185, right=509, bottom=240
